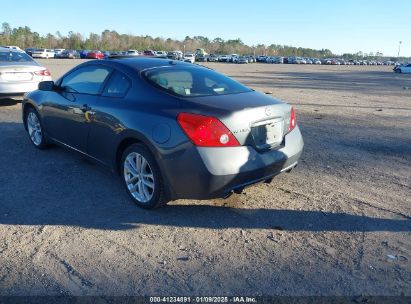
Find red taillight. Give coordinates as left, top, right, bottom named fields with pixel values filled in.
left=177, top=113, right=240, bottom=147
left=34, top=69, right=51, bottom=76
left=289, top=107, right=297, bottom=132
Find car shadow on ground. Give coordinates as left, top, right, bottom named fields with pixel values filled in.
left=1, top=196, right=410, bottom=232
left=0, top=121, right=410, bottom=233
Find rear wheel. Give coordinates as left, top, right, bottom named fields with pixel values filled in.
left=121, top=143, right=167, bottom=209
left=25, top=108, right=48, bottom=149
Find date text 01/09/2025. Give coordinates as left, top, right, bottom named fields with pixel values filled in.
left=149, top=296, right=257, bottom=303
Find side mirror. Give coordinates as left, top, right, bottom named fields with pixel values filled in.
left=38, top=81, right=55, bottom=91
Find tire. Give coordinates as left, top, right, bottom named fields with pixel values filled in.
left=25, top=107, right=48, bottom=149
left=121, top=143, right=167, bottom=209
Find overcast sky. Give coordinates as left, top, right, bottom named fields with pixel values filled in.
left=2, top=0, right=410, bottom=56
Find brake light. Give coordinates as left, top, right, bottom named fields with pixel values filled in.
left=34, top=69, right=51, bottom=76
left=177, top=113, right=240, bottom=147
left=289, top=107, right=296, bottom=132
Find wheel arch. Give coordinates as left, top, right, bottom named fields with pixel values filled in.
left=22, top=102, right=40, bottom=131
left=114, top=131, right=160, bottom=175
left=114, top=132, right=173, bottom=202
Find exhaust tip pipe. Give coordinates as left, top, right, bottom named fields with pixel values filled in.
left=286, top=164, right=297, bottom=173
left=223, top=191, right=234, bottom=199
left=234, top=188, right=244, bottom=194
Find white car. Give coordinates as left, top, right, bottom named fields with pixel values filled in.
left=156, top=51, right=167, bottom=58
left=0, top=48, right=52, bottom=99
left=183, top=53, right=195, bottom=63
left=394, top=63, right=411, bottom=74
left=296, top=57, right=306, bottom=64
left=53, top=49, right=65, bottom=57
left=32, top=49, right=55, bottom=59
left=229, top=54, right=239, bottom=63
left=218, top=55, right=229, bottom=62
left=126, top=50, right=140, bottom=56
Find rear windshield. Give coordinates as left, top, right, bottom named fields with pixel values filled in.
left=144, top=66, right=252, bottom=97
left=0, top=51, right=35, bottom=62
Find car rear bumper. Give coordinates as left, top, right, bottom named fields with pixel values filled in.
left=0, top=83, right=37, bottom=97
left=162, top=126, right=304, bottom=200
left=0, top=80, right=49, bottom=96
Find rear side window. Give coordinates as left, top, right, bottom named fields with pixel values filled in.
left=102, top=71, right=131, bottom=98
left=144, top=66, right=252, bottom=97
left=60, top=65, right=111, bottom=95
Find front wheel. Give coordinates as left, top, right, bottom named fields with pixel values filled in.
left=25, top=108, right=48, bottom=149
left=121, top=144, right=167, bottom=209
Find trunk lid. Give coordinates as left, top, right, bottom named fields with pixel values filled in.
left=179, top=91, right=292, bottom=151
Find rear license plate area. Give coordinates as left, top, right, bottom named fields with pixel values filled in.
left=3, top=72, right=33, bottom=81
left=251, top=119, right=284, bottom=150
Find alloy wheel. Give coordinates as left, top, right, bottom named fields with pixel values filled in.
left=123, top=152, right=155, bottom=203
left=27, top=112, right=43, bottom=146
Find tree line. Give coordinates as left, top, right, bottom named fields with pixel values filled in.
left=0, top=22, right=408, bottom=61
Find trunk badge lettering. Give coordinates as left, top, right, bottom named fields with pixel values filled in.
left=233, top=128, right=250, bottom=134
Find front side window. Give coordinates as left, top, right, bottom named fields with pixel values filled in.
left=60, top=65, right=111, bottom=95
left=144, top=66, right=252, bottom=97
left=102, top=71, right=131, bottom=98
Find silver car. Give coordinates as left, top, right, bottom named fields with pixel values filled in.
left=0, top=48, right=52, bottom=99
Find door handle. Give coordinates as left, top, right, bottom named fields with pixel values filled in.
left=80, top=104, right=91, bottom=112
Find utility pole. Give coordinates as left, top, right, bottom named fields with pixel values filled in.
left=397, top=41, right=402, bottom=58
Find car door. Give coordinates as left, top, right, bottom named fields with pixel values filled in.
left=42, top=65, right=112, bottom=153
left=86, top=70, right=132, bottom=165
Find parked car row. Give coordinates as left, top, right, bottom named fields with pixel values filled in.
left=255, top=56, right=398, bottom=66
left=23, top=48, right=108, bottom=59
left=19, top=46, right=402, bottom=66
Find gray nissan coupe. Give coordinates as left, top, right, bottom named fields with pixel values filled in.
left=22, top=57, right=304, bottom=209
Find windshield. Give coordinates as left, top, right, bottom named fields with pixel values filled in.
left=144, top=66, right=252, bottom=97
left=0, top=51, right=35, bottom=62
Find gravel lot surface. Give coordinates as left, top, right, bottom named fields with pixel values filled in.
left=0, top=60, right=410, bottom=297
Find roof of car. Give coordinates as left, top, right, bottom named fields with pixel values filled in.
left=106, top=56, right=194, bottom=71
left=0, top=47, right=25, bottom=53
